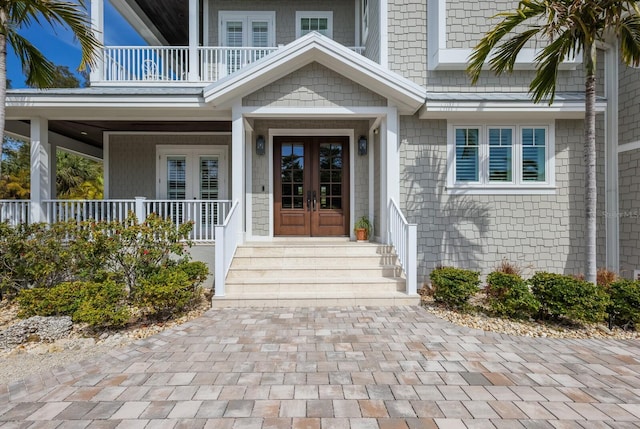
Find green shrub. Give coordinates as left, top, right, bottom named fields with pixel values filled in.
left=17, top=280, right=130, bottom=328
left=17, top=281, right=84, bottom=318
left=607, top=279, right=640, bottom=329
left=132, top=265, right=204, bottom=320
left=485, top=272, right=540, bottom=319
left=530, top=272, right=609, bottom=323
left=430, top=267, right=480, bottom=309
left=0, top=221, right=79, bottom=295
left=73, top=281, right=130, bottom=328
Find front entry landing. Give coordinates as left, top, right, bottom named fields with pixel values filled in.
left=274, top=136, right=349, bottom=236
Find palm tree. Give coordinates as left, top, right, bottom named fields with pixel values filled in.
left=0, top=0, right=101, bottom=182
left=467, top=0, right=640, bottom=283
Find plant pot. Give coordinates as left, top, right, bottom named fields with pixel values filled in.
left=355, top=228, right=368, bottom=241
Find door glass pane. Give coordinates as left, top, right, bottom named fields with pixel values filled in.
left=200, top=157, right=219, bottom=200
left=281, top=143, right=304, bottom=210
left=226, top=21, right=243, bottom=74
left=318, top=143, right=343, bottom=210
left=167, top=157, right=186, bottom=200
left=252, top=21, right=270, bottom=61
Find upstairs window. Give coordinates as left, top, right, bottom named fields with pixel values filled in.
left=448, top=124, right=554, bottom=194
left=296, top=11, right=333, bottom=38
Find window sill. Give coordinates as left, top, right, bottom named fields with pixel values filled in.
left=445, top=186, right=557, bottom=195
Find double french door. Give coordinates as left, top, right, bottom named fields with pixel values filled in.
left=274, top=136, right=349, bottom=236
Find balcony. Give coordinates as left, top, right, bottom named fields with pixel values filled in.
left=97, top=45, right=366, bottom=84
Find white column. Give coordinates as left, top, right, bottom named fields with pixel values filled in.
left=379, top=116, right=388, bottom=243
left=605, top=45, right=620, bottom=271
left=90, top=0, right=104, bottom=83
left=50, top=143, right=57, bottom=198
left=245, top=122, right=253, bottom=239
left=385, top=106, right=400, bottom=243
left=232, top=102, right=245, bottom=241
left=188, top=0, right=200, bottom=82
left=30, top=118, right=51, bottom=223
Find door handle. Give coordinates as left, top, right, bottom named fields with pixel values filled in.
left=312, top=190, right=317, bottom=211
left=307, top=190, right=312, bottom=212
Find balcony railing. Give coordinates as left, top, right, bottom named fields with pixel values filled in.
left=99, top=45, right=365, bottom=83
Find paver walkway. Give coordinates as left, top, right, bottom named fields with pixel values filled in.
left=1, top=306, right=640, bottom=428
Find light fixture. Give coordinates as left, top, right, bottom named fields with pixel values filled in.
left=358, top=135, right=368, bottom=156
left=256, top=135, right=265, bottom=156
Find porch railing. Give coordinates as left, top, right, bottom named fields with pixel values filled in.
left=214, top=200, right=241, bottom=297
left=99, top=45, right=365, bottom=83
left=388, top=198, right=418, bottom=295
left=36, top=198, right=229, bottom=243
left=0, top=200, right=30, bottom=226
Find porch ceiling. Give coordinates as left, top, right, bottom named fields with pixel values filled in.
left=14, top=120, right=231, bottom=150
left=114, top=0, right=191, bottom=45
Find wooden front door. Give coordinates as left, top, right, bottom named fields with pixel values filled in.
left=274, top=136, right=349, bottom=236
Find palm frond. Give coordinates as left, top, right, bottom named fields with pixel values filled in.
left=619, top=14, right=640, bottom=66
left=530, top=32, right=573, bottom=104
left=8, top=0, right=101, bottom=70
left=6, top=32, right=56, bottom=88
left=467, top=2, right=547, bottom=83
left=488, top=28, right=541, bottom=74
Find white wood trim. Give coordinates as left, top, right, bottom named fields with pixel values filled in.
left=203, top=0, right=210, bottom=46
left=90, top=0, right=104, bottom=83
left=268, top=128, right=355, bottom=239
left=618, top=140, right=640, bottom=153
left=426, top=0, right=580, bottom=71
left=188, top=0, right=199, bottom=81
left=447, top=121, right=556, bottom=193
left=103, top=135, right=110, bottom=199
left=30, top=117, right=51, bottom=223
left=245, top=126, right=253, bottom=239
left=379, top=0, right=388, bottom=66
left=295, top=11, right=333, bottom=39
left=605, top=44, right=620, bottom=272
left=232, top=101, right=246, bottom=242
left=155, top=145, right=228, bottom=199
left=240, top=106, right=392, bottom=117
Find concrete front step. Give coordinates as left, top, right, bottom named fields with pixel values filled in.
left=225, top=278, right=406, bottom=294
left=211, top=291, right=420, bottom=308
left=215, top=240, right=417, bottom=307
left=226, top=266, right=402, bottom=280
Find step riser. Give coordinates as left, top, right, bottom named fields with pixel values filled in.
left=211, top=297, right=420, bottom=308
left=225, top=283, right=405, bottom=294
left=226, top=267, right=401, bottom=280
left=230, top=256, right=398, bottom=268
left=234, top=246, right=395, bottom=258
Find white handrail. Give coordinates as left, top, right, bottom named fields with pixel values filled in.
left=388, top=198, right=418, bottom=295
left=214, top=200, right=241, bottom=297
left=0, top=200, right=30, bottom=226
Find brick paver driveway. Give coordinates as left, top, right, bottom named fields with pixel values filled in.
left=1, top=306, right=640, bottom=428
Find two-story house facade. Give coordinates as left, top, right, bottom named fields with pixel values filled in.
left=3, top=0, right=635, bottom=304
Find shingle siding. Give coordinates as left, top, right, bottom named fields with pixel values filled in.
left=242, top=62, right=387, bottom=108
left=619, top=149, right=640, bottom=278
left=398, top=116, right=606, bottom=284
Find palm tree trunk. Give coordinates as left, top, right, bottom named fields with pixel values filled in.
left=584, top=41, right=597, bottom=284
left=0, top=25, right=6, bottom=183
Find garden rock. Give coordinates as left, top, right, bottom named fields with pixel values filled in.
left=0, top=316, right=73, bottom=350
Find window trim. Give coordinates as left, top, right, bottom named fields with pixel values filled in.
left=295, top=11, right=334, bottom=39
left=446, top=122, right=556, bottom=195
left=156, top=145, right=228, bottom=200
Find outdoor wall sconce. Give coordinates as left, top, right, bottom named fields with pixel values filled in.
left=256, top=135, right=266, bottom=155
left=358, top=135, right=368, bottom=156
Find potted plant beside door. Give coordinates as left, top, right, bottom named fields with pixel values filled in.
left=354, top=216, right=372, bottom=242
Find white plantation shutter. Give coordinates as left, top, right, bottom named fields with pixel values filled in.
left=167, top=157, right=186, bottom=200
left=252, top=21, right=269, bottom=47
left=199, top=157, right=219, bottom=200
left=488, top=128, right=513, bottom=182
left=455, top=128, right=479, bottom=182
left=522, top=128, right=546, bottom=182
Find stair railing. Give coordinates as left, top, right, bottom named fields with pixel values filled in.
left=214, top=200, right=241, bottom=297
left=388, top=198, right=418, bottom=295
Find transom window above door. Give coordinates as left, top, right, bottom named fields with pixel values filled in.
left=296, top=11, right=333, bottom=38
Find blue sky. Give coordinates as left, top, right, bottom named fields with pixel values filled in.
left=7, top=1, right=146, bottom=88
